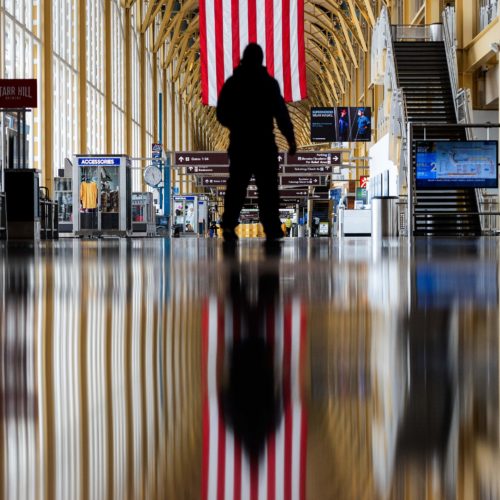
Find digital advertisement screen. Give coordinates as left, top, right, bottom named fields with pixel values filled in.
left=311, top=107, right=372, bottom=142
left=310, top=108, right=335, bottom=142
left=416, top=140, right=498, bottom=188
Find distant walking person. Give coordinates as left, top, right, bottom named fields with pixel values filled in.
left=216, top=43, right=296, bottom=246
left=285, top=216, right=292, bottom=237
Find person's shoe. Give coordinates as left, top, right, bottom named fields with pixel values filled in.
left=222, top=228, right=238, bottom=243
left=264, top=237, right=283, bottom=256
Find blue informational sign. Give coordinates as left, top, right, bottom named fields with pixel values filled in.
left=416, top=140, right=498, bottom=188
left=77, top=157, right=121, bottom=166
left=152, top=143, right=162, bottom=158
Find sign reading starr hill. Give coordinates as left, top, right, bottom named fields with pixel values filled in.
left=0, top=79, right=37, bottom=108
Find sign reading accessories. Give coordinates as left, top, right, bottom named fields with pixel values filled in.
left=77, top=157, right=121, bottom=166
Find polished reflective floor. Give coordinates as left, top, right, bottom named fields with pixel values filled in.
left=0, top=237, right=499, bottom=500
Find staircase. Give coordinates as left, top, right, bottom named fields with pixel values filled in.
left=394, top=41, right=481, bottom=236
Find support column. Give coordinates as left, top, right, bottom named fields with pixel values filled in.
left=140, top=31, right=146, bottom=190
left=124, top=8, right=132, bottom=155
left=456, top=0, right=475, bottom=90
left=41, top=0, right=53, bottom=190
left=424, top=0, right=441, bottom=25
left=170, top=77, right=177, bottom=192
left=104, top=0, right=112, bottom=153
left=153, top=53, right=158, bottom=142
left=78, top=0, right=87, bottom=153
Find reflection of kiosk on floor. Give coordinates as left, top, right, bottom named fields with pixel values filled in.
left=132, top=192, right=155, bottom=236
left=73, top=155, right=132, bottom=237
left=172, top=195, right=198, bottom=236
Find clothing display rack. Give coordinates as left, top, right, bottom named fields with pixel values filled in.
left=73, top=154, right=132, bottom=237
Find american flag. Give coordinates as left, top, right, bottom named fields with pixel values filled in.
left=199, top=0, right=307, bottom=106
left=201, top=296, right=308, bottom=500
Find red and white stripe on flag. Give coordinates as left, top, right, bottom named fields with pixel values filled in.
left=201, top=296, right=308, bottom=500
left=199, top=0, right=307, bottom=106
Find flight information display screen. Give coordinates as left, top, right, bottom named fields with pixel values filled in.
left=416, top=140, right=498, bottom=188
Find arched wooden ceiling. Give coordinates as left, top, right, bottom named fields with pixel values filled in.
left=122, top=0, right=374, bottom=150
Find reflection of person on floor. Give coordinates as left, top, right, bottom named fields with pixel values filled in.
left=222, top=267, right=282, bottom=460
left=216, top=43, right=296, bottom=247
left=209, top=220, right=217, bottom=238
left=312, top=217, right=320, bottom=237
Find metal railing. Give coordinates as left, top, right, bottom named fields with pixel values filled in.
left=39, top=187, right=59, bottom=240
left=371, top=7, right=411, bottom=196
left=443, top=6, right=492, bottom=232
left=479, top=0, right=498, bottom=32
left=406, top=123, right=500, bottom=237
left=391, top=24, right=442, bottom=42
left=479, top=197, right=499, bottom=233
left=443, top=7, right=474, bottom=129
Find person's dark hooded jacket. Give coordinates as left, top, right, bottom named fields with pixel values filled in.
left=216, top=52, right=295, bottom=155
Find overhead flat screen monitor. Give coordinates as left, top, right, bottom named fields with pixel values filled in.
left=416, top=140, right=498, bottom=188
left=311, top=107, right=372, bottom=142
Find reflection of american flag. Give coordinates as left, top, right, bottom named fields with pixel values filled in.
left=199, top=0, right=307, bottom=106
left=201, top=297, right=307, bottom=500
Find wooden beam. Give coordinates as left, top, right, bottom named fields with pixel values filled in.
left=42, top=0, right=54, bottom=190
left=154, top=0, right=198, bottom=53
left=140, top=31, right=146, bottom=190
left=140, top=0, right=160, bottom=32
left=78, top=0, right=87, bottom=153
left=125, top=8, right=132, bottom=155
left=40, top=8, right=55, bottom=500
left=360, top=0, right=376, bottom=26
left=105, top=0, right=112, bottom=153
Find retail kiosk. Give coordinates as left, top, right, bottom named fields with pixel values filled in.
left=172, top=194, right=198, bottom=236
left=73, top=154, right=132, bottom=237
left=132, top=192, right=156, bottom=236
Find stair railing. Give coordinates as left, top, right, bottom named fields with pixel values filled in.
left=443, top=7, right=490, bottom=232
left=442, top=6, right=474, bottom=131
left=372, top=6, right=410, bottom=234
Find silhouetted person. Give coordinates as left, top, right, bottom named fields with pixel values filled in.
left=217, top=43, right=296, bottom=246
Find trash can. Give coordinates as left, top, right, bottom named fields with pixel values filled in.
left=371, top=196, right=398, bottom=238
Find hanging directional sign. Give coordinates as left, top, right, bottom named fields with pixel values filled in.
left=199, top=177, right=228, bottom=186
left=280, top=188, right=309, bottom=197
left=281, top=176, right=326, bottom=186
left=175, top=152, right=229, bottom=165
left=284, top=165, right=332, bottom=174
left=308, top=192, right=330, bottom=200
left=246, top=188, right=310, bottom=198
left=186, top=165, right=229, bottom=175
left=286, top=152, right=341, bottom=165
left=175, top=152, right=286, bottom=165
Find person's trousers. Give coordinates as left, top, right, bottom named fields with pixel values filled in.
left=222, top=157, right=282, bottom=239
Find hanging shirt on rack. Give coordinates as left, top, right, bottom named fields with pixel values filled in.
left=80, top=181, right=98, bottom=209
